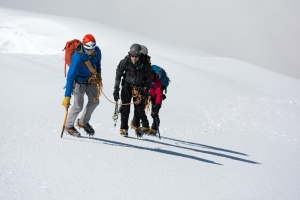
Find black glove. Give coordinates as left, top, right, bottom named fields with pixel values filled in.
left=162, top=94, right=166, bottom=100
left=113, top=86, right=120, bottom=101
left=151, top=104, right=161, bottom=117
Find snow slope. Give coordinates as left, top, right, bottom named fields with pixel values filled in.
left=0, top=7, right=300, bottom=200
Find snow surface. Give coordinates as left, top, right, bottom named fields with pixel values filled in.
left=0, top=7, right=300, bottom=200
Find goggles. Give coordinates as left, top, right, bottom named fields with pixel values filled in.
left=83, top=41, right=96, bottom=50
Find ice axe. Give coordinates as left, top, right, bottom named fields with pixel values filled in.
left=60, top=109, right=69, bottom=138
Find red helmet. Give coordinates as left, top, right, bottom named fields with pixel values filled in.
left=82, top=34, right=96, bottom=50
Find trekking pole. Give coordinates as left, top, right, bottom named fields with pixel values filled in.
left=112, top=101, right=119, bottom=127
left=61, top=109, right=69, bottom=138
left=155, top=117, right=161, bottom=139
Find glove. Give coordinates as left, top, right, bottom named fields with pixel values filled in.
left=62, top=96, right=71, bottom=110
left=151, top=104, right=161, bottom=117
left=113, top=86, right=120, bottom=101
left=96, top=73, right=102, bottom=82
left=162, top=94, right=166, bottom=100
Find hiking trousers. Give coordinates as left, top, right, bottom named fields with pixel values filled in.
left=150, top=98, right=160, bottom=130
left=66, top=83, right=99, bottom=128
left=119, top=85, right=149, bottom=129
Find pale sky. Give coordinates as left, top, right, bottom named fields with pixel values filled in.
left=1, top=0, right=299, bottom=79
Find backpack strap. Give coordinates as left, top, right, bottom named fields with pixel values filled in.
left=64, top=61, right=67, bottom=77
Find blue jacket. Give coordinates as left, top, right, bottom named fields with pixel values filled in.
left=65, top=44, right=102, bottom=97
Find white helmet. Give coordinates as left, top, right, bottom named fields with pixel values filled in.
left=140, top=45, right=148, bottom=55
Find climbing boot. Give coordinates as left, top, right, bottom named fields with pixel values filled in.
left=120, top=129, right=128, bottom=137
left=77, top=119, right=95, bottom=136
left=65, top=127, right=81, bottom=137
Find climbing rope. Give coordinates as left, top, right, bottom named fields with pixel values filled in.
left=99, top=85, right=151, bottom=112
left=80, top=61, right=150, bottom=108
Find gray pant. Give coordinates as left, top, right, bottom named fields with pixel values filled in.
left=67, top=83, right=99, bottom=128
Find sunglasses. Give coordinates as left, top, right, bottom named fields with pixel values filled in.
left=130, top=55, right=139, bottom=58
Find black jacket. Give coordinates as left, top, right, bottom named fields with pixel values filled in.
left=114, top=54, right=152, bottom=89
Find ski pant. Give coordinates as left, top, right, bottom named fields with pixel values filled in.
left=66, top=83, right=99, bottom=128
left=150, top=98, right=160, bottom=130
left=119, top=85, right=149, bottom=129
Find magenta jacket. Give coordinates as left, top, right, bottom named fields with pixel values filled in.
left=149, top=73, right=163, bottom=105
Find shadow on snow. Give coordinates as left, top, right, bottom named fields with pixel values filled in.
left=161, top=136, right=249, bottom=156
left=143, top=137, right=260, bottom=164
left=66, top=136, right=221, bottom=165
left=65, top=135, right=260, bottom=165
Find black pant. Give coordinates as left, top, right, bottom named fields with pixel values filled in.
left=119, top=85, right=149, bottom=129
left=150, top=98, right=160, bottom=130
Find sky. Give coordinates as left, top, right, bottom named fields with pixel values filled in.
left=0, top=0, right=299, bottom=79
left=1, top=7, right=300, bottom=200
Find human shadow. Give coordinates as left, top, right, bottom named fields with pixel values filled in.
left=162, top=136, right=248, bottom=156
left=142, top=137, right=260, bottom=164
left=66, top=136, right=222, bottom=165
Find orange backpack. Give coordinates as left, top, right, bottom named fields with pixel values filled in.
left=63, top=39, right=81, bottom=77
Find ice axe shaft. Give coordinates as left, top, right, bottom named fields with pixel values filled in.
left=61, top=109, right=69, bottom=138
